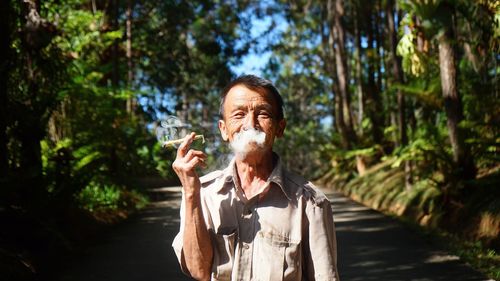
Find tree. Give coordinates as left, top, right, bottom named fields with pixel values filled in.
left=330, top=0, right=357, bottom=148
left=437, top=3, right=476, bottom=180
left=352, top=1, right=365, bottom=135
left=364, top=1, right=384, bottom=145
left=386, top=0, right=413, bottom=189
left=399, top=0, right=477, bottom=181
left=0, top=0, right=12, bottom=178
left=387, top=0, right=407, bottom=147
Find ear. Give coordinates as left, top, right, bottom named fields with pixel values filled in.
left=218, top=120, right=229, bottom=141
left=276, top=119, right=286, bottom=138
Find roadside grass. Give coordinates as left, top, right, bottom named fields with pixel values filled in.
left=76, top=180, right=149, bottom=223
left=440, top=233, right=499, bottom=280
left=399, top=218, right=500, bottom=280
left=321, top=160, right=500, bottom=280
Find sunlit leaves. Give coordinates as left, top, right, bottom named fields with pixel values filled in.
left=76, top=181, right=122, bottom=212
left=397, top=32, right=427, bottom=76
left=74, top=150, right=102, bottom=172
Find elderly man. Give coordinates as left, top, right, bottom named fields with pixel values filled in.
left=172, top=75, right=339, bottom=281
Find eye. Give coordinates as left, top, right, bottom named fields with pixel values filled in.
left=232, top=111, right=245, bottom=119
left=258, top=111, right=272, bottom=119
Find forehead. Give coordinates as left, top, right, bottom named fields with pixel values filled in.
left=224, top=85, right=275, bottom=108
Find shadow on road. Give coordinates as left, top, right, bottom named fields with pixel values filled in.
left=327, top=191, right=489, bottom=281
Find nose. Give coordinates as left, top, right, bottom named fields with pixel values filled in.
left=242, top=111, right=258, bottom=130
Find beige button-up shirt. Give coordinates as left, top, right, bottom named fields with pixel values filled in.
left=172, top=156, right=339, bottom=281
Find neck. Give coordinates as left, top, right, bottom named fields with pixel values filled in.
left=234, top=149, right=275, bottom=197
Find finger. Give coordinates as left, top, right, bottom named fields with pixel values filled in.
left=177, top=132, right=196, bottom=157
left=187, top=156, right=206, bottom=169
left=185, top=149, right=207, bottom=161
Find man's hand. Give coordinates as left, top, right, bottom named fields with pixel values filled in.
left=172, top=132, right=213, bottom=280
left=172, top=132, right=207, bottom=196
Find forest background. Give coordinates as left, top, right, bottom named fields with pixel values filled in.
left=1, top=0, right=499, bottom=279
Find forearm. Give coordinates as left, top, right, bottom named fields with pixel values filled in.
left=183, top=192, right=213, bottom=280
left=171, top=132, right=211, bottom=279
left=306, top=199, right=339, bottom=280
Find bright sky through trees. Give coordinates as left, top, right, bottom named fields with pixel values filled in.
left=231, top=11, right=287, bottom=76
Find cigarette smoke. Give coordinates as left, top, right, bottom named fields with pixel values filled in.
left=230, top=128, right=266, bottom=159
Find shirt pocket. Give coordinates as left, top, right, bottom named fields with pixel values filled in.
left=211, top=230, right=236, bottom=281
left=254, top=231, right=301, bottom=281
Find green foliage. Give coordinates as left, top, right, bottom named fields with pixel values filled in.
left=391, top=79, right=442, bottom=108
left=72, top=146, right=102, bottom=172
left=76, top=179, right=148, bottom=214
left=275, top=121, right=332, bottom=179
left=345, top=146, right=382, bottom=160
left=397, top=31, right=428, bottom=77
left=77, top=180, right=122, bottom=212
left=152, top=142, right=177, bottom=179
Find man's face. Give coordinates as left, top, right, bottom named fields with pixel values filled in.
left=218, top=85, right=286, bottom=154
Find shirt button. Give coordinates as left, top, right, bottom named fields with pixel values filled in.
left=243, top=243, right=250, bottom=249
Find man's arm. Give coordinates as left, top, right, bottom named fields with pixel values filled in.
left=305, top=196, right=340, bottom=281
left=172, top=132, right=213, bottom=281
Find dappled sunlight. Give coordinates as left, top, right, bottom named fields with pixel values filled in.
left=334, top=211, right=385, bottom=223
left=138, top=206, right=180, bottom=226
left=424, top=254, right=460, bottom=264
left=336, top=224, right=397, bottom=233
left=140, top=214, right=179, bottom=226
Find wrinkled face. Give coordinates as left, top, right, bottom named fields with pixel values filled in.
left=218, top=85, right=286, bottom=154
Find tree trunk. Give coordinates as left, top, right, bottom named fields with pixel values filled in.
left=462, top=22, right=487, bottom=80
left=332, top=0, right=357, bottom=145
left=387, top=0, right=407, bottom=146
left=374, top=0, right=383, bottom=94
left=108, top=0, right=120, bottom=175
left=355, top=4, right=369, bottom=174
left=0, top=0, right=11, bottom=177
left=353, top=3, right=365, bottom=136
left=387, top=0, right=412, bottom=189
left=18, top=0, right=54, bottom=207
left=438, top=10, right=476, bottom=180
left=126, top=0, right=135, bottom=114
left=324, top=0, right=348, bottom=148
left=415, top=17, right=429, bottom=54
left=109, top=0, right=119, bottom=88
left=320, top=2, right=337, bottom=138
left=366, top=3, right=383, bottom=144
left=333, top=84, right=351, bottom=149
left=375, top=1, right=385, bottom=145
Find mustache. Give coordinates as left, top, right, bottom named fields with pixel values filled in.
left=230, top=128, right=266, bottom=157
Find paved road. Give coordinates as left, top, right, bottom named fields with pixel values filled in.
left=325, top=191, right=490, bottom=281
left=55, top=187, right=491, bottom=281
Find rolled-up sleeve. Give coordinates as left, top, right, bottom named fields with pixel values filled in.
left=305, top=198, right=340, bottom=281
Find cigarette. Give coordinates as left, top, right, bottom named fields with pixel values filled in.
left=162, top=134, right=205, bottom=147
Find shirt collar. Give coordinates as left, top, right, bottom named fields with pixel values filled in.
left=217, top=153, right=292, bottom=201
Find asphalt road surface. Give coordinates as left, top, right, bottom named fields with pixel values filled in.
left=55, top=186, right=491, bottom=281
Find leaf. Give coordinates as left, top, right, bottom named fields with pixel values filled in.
left=74, top=151, right=102, bottom=171
left=391, top=81, right=443, bottom=108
